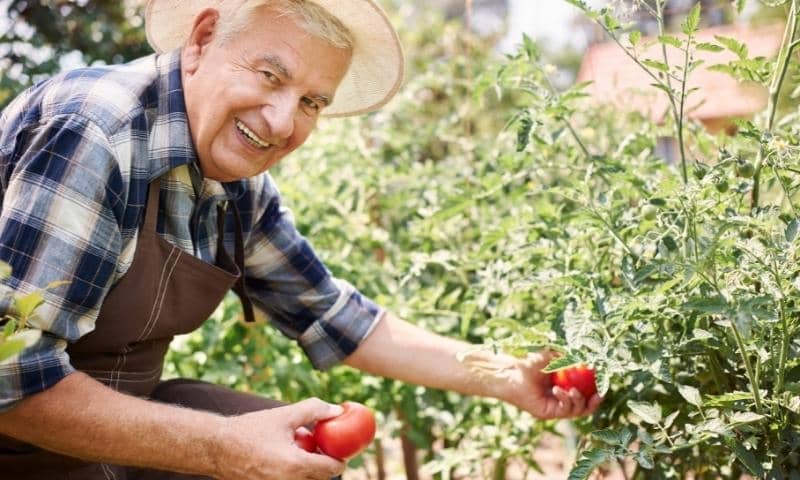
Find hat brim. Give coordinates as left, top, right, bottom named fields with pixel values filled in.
left=144, top=0, right=404, bottom=117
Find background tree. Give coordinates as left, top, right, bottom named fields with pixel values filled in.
left=0, top=0, right=149, bottom=107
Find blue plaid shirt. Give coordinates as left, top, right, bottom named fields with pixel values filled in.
left=0, top=51, right=383, bottom=412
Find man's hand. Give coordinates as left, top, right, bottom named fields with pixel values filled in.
left=214, top=398, right=346, bottom=480
left=500, top=351, right=603, bottom=420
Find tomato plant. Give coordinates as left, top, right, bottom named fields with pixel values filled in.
left=294, top=426, right=317, bottom=453
left=314, top=402, right=376, bottom=460
left=163, top=1, right=800, bottom=478
left=550, top=365, right=597, bottom=399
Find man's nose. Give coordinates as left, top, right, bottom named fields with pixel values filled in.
left=262, top=95, right=296, bottom=141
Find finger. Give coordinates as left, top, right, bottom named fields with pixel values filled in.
left=552, top=385, right=571, bottom=403
left=299, top=451, right=346, bottom=478
left=284, top=398, right=344, bottom=428
left=586, top=394, right=604, bottom=414
left=567, top=388, right=587, bottom=417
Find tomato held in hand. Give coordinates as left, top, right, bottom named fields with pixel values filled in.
left=550, top=364, right=597, bottom=398
left=294, top=426, right=317, bottom=453
left=314, top=401, right=376, bottom=460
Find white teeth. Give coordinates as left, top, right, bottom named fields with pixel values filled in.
left=235, top=120, right=271, bottom=149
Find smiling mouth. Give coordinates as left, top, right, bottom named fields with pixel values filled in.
left=235, top=119, right=271, bottom=150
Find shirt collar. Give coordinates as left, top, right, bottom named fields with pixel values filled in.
left=149, top=49, right=248, bottom=200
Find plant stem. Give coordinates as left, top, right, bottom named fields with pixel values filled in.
left=775, top=281, right=790, bottom=398
left=773, top=161, right=800, bottom=215
left=492, top=456, right=507, bottom=480
left=752, top=0, right=800, bottom=210
left=655, top=0, right=689, bottom=183
left=541, top=73, right=593, bottom=160
left=730, top=318, right=764, bottom=414
left=698, top=265, right=763, bottom=413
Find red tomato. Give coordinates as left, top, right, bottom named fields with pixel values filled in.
left=550, top=364, right=597, bottom=398
left=314, top=401, right=376, bottom=460
left=294, top=426, right=317, bottom=453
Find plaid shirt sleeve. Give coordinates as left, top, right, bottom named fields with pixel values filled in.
left=242, top=175, right=384, bottom=370
left=0, top=111, right=125, bottom=412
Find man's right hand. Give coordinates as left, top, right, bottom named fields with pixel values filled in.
left=214, top=398, right=346, bottom=480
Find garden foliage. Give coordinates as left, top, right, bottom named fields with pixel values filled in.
left=3, top=0, right=799, bottom=478
left=170, top=1, right=800, bottom=478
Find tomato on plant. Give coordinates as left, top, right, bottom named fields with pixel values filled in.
left=642, top=205, right=658, bottom=221
left=294, top=426, right=317, bottom=453
left=736, top=161, right=755, bottom=178
left=314, top=401, right=376, bottom=460
left=550, top=364, right=597, bottom=399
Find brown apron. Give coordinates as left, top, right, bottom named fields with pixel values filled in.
left=0, top=177, right=281, bottom=479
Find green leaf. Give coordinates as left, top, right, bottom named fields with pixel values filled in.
left=0, top=262, right=11, bottom=280
left=658, top=35, right=682, bottom=48
left=568, top=448, right=610, bottom=480
left=542, top=355, right=582, bottom=373
left=628, top=401, right=662, bottom=424
left=682, top=3, right=701, bottom=35
left=0, top=338, right=26, bottom=363
left=786, top=218, right=799, bottom=242
left=729, top=440, right=765, bottom=476
left=591, top=428, right=621, bottom=445
left=692, top=328, right=714, bottom=341
left=714, top=35, right=748, bottom=60
left=2, top=318, right=16, bottom=338
left=460, top=301, right=476, bottom=338
left=564, top=0, right=590, bottom=13
left=641, top=59, right=670, bottom=73
left=629, top=30, right=641, bottom=46
left=638, top=428, right=654, bottom=445
left=636, top=450, right=655, bottom=469
left=664, top=410, right=680, bottom=428
left=728, top=411, right=765, bottom=425
left=15, top=291, right=44, bottom=320
left=705, top=391, right=754, bottom=407
left=682, top=295, right=728, bottom=314
left=517, top=116, right=533, bottom=152
left=678, top=384, right=703, bottom=407
left=603, top=13, right=620, bottom=32
left=696, top=42, right=724, bottom=52
left=735, top=0, right=746, bottom=13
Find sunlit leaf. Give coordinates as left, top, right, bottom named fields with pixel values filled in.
left=628, top=401, right=662, bottom=425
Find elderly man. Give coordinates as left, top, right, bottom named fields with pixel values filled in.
left=0, top=0, right=601, bottom=478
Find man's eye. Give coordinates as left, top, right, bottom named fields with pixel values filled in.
left=301, top=97, right=321, bottom=113
left=263, top=71, right=278, bottom=83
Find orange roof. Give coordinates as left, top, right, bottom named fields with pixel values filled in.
left=575, top=23, right=784, bottom=122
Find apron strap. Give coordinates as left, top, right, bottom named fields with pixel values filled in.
left=143, top=177, right=162, bottom=233
left=216, top=202, right=256, bottom=323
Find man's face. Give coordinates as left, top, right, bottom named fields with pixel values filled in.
left=181, top=7, right=352, bottom=181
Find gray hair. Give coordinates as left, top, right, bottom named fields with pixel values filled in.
left=216, top=0, right=354, bottom=50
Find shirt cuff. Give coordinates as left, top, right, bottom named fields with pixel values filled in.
left=298, top=279, right=384, bottom=371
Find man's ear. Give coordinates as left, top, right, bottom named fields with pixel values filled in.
left=182, top=8, right=220, bottom=75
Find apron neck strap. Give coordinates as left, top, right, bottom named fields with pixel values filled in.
left=217, top=201, right=256, bottom=323
left=144, top=177, right=162, bottom=233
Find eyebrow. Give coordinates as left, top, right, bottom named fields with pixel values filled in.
left=264, top=54, right=292, bottom=80
left=263, top=54, right=334, bottom=108
left=312, top=94, right=332, bottom=107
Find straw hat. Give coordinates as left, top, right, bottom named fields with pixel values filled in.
left=144, top=0, right=404, bottom=117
